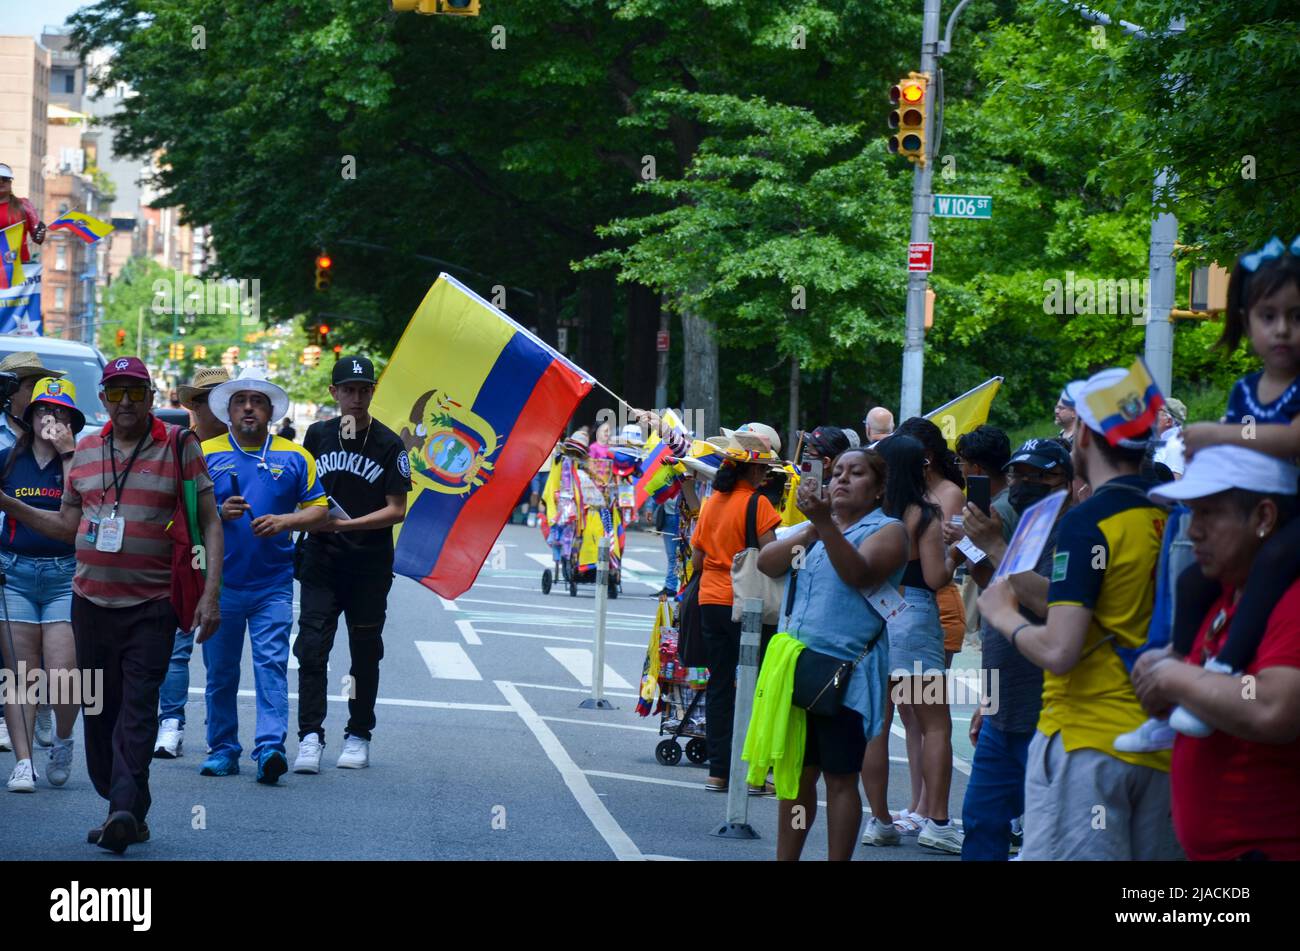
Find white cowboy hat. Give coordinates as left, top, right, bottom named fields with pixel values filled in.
left=209, top=369, right=289, bottom=427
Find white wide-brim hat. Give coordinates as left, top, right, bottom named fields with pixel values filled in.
left=1149, top=445, right=1299, bottom=505
left=210, top=370, right=289, bottom=427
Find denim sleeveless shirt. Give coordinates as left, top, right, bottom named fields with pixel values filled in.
left=779, top=508, right=905, bottom=740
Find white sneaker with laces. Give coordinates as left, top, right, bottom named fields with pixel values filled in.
left=293, top=734, right=324, bottom=774
left=861, top=816, right=901, bottom=847
left=47, top=738, right=74, bottom=786
left=1170, top=657, right=1234, bottom=738
left=0, top=720, right=11, bottom=752
left=1114, top=717, right=1177, bottom=753
left=336, top=735, right=370, bottom=769
left=7, top=758, right=36, bottom=793
left=918, top=818, right=964, bottom=855
left=154, top=719, right=184, bottom=758
left=34, top=706, right=53, bottom=748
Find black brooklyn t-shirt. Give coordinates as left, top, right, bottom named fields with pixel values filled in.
left=303, top=416, right=412, bottom=565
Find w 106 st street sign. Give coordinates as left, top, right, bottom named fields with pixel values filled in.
left=933, top=194, right=992, bottom=219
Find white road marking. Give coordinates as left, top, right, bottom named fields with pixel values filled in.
left=456, top=619, right=482, bottom=646
left=509, top=682, right=639, bottom=699
left=452, top=595, right=657, bottom=620
left=619, top=557, right=659, bottom=574
left=524, top=551, right=661, bottom=587
left=584, top=769, right=704, bottom=790
left=184, top=686, right=509, bottom=712
left=416, top=641, right=482, bottom=681
left=541, top=716, right=658, bottom=733
left=496, top=681, right=644, bottom=862
left=544, top=647, right=634, bottom=689
left=474, top=628, right=645, bottom=649
left=437, top=595, right=459, bottom=611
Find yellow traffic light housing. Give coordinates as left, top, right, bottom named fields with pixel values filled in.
left=438, top=0, right=480, bottom=13
left=390, top=0, right=479, bottom=13
left=314, top=252, right=333, bottom=292
left=888, top=72, right=930, bottom=166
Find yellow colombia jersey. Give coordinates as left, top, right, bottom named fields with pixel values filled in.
left=1042, top=475, right=1169, bottom=770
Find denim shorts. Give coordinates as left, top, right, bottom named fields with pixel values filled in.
left=0, top=550, right=76, bottom=624
left=887, top=585, right=945, bottom=677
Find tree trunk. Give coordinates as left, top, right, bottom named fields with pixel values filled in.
left=680, top=301, right=718, bottom=439
left=787, top=359, right=800, bottom=453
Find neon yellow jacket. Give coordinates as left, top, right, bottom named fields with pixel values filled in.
left=743, top=632, right=806, bottom=799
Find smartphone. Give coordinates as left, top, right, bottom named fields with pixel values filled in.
left=799, top=457, right=824, bottom=490
left=229, top=473, right=250, bottom=517
left=966, top=474, right=991, bottom=515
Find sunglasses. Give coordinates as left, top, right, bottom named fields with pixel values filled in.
left=103, top=385, right=149, bottom=403
left=37, top=406, right=74, bottom=421
left=190, top=395, right=208, bottom=406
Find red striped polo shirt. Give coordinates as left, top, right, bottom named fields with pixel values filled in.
left=63, top=415, right=214, bottom=609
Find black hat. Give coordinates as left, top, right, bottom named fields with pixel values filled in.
left=332, top=355, right=376, bottom=385
left=1005, top=438, right=1074, bottom=480
left=805, top=426, right=851, bottom=459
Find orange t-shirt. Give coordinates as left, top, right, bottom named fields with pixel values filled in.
left=691, top=484, right=781, bottom=606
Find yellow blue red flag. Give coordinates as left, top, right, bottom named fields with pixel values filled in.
left=372, top=274, right=594, bottom=598
left=0, top=223, right=25, bottom=290
left=1085, top=358, right=1165, bottom=446
left=48, top=211, right=114, bottom=244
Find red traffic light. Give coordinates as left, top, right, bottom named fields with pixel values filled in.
left=315, top=254, right=332, bottom=270
left=116, top=328, right=126, bottom=346
left=318, top=324, right=330, bottom=335
left=332, top=344, right=342, bottom=353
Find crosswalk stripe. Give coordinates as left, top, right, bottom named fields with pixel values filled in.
left=523, top=550, right=661, bottom=587
left=544, top=646, right=633, bottom=689
left=416, top=641, right=482, bottom=681
left=619, top=557, right=658, bottom=574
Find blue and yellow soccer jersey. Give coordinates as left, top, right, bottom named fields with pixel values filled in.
left=1043, top=475, right=1169, bottom=770
left=202, top=433, right=327, bottom=590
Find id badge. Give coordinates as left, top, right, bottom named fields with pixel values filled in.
left=96, top=516, right=125, bottom=553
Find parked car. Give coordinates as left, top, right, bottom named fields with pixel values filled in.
left=0, top=334, right=110, bottom=429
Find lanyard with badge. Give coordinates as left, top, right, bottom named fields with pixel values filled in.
left=91, top=432, right=147, bottom=552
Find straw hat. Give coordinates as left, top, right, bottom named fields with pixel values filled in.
left=178, top=366, right=231, bottom=409
left=0, top=351, right=66, bottom=382
left=562, top=428, right=590, bottom=457
left=709, top=430, right=784, bottom=467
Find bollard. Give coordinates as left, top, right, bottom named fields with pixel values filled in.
left=580, top=536, right=615, bottom=710
left=711, top=596, right=761, bottom=839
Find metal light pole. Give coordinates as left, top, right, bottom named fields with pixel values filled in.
left=898, top=0, right=943, bottom=423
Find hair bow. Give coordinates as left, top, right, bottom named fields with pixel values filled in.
left=1239, top=234, right=1300, bottom=272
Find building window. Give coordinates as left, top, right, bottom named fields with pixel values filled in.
left=55, top=245, right=67, bottom=271
left=64, top=74, right=75, bottom=93
left=55, top=287, right=65, bottom=309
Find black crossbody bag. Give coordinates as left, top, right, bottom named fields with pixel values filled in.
left=787, top=560, right=889, bottom=717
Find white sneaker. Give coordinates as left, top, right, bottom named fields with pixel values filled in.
left=0, top=720, right=10, bottom=752
left=154, top=719, right=184, bottom=759
left=336, top=735, right=369, bottom=769
left=34, top=706, right=53, bottom=748
left=1114, top=717, right=1177, bottom=753
left=46, top=738, right=74, bottom=787
left=7, top=758, right=36, bottom=793
left=293, top=734, right=323, bottom=774
left=861, top=816, right=901, bottom=847
left=918, top=818, right=964, bottom=855
left=1169, top=704, right=1214, bottom=738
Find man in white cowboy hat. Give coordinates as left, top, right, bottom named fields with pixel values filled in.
left=0, top=352, right=67, bottom=753
left=153, top=366, right=231, bottom=760
left=197, top=369, right=328, bottom=785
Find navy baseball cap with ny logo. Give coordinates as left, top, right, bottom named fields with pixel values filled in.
left=332, top=355, right=376, bottom=385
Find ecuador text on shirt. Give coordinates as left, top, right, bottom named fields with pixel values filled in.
left=202, top=433, right=326, bottom=590
left=1043, top=475, right=1169, bottom=770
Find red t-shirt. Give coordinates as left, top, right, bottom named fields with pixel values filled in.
left=1171, top=578, right=1300, bottom=861
left=690, top=483, right=780, bottom=606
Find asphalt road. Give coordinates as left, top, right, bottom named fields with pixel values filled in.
left=1, top=521, right=977, bottom=861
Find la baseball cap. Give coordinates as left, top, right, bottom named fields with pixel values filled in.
left=1005, top=438, right=1074, bottom=479
left=100, top=356, right=151, bottom=384
left=1149, top=446, right=1299, bottom=506
left=332, top=355, right=376, bottom=385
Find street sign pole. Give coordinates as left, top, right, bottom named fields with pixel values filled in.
left=899, top=0, right=942, bottom=423
left=580, top=536, right=615, bottom=710
left=711, top=597, right=762, bottom=840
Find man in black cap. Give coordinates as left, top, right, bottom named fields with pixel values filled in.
left=292, top=356, right=411, bottom=773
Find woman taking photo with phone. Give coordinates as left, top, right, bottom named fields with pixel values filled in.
left=757, top=447, right=908, bottom=860
left=1, top=378, right=83, bottom=792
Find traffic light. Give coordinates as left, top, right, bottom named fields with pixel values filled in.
left=314, top=252, right=332, bottom=292
left=167, top=342, right=187, bottom=360
left=116, top=328, right=126, bottom=348
left=924, top=287, right=935, bottom=330
left=221, top=346, right=240, bottom=370
left=194, top=345, right=208, bottom=360
left=391, top=0, right=480, bottom=13
left=888, top=72, right=929, bottom=166
left=333, top=344, right=343, bottom=362
left=302, top=345, right=322, bottom=367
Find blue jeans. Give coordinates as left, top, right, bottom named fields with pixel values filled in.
left=158, top=628, right=195, bottom=727
left=662, top=512, right=679, bottom=590
left=960, top=721, right=1033, bottom=861
left=202, top=582, right=293, bottom=761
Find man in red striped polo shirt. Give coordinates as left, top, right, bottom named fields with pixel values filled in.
left=0, top=357, right=224, bottom=853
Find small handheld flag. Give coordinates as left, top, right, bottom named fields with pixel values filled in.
left=48, top=211, right=114, bottom=244
left=0, top=222, right=25, bottom=290
left=1085, top=359, right=1165, bottom=447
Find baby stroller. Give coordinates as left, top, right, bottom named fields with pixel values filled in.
left=651, top=625, right=709, bottom=766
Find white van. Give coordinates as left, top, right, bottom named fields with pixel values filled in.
left=0, top=334, right=111, bottom=429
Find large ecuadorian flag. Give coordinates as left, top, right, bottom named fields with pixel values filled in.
left=0, top=223, right=26, bottom=290
left=372, top=274, right=594, bottom=598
